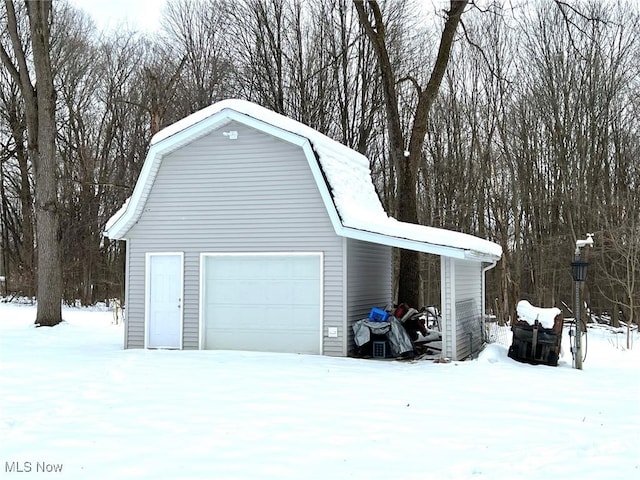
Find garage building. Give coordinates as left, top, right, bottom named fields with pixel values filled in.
left=104, top=99, right=502, bottom=359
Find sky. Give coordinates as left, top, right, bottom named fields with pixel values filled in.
left=69, top=0, right=167, bottom=33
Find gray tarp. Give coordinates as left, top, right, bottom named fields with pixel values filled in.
left=353, top=316, right=414, bottom=357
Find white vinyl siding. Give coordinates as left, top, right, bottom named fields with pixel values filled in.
left=440, top=257, right=483, bottom=360
left=124, top=238, right=145, bottom=348
left=454, top=260, right=483, bottom=359
left=440, top=257, right=454, bottom=359
left=125, top=121, right=344, bottom=353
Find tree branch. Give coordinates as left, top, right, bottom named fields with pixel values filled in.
left=554, top=0, right=609, bottom=61
left=397, top=75, right=422, bottom=96
left=459, top=18, right=511, bottom=84
left=3, top=0, right=36, bottom=102
left=408, top=0, right=468, bottom=167
left=0, top=42, right=21, bottom=85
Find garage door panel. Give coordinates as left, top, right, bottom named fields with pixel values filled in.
left=208, top=330, right=319, bottom=354
left=247, top=306, right=318, bottom=328
left=203, top=254, right=321, bottom=354
left=209, top=256, right=318, bottom=279
left=291, top=280, right=319, bottom=303
left=204, top=315, right=319, bottom=353
left=208, top=279, right=318, bottom=306
left=205, top=305, right=318, bottom=332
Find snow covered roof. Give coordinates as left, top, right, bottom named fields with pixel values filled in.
left=104, top=99, right=502, bottom=261
left=516, top=300, right=562, bottom=329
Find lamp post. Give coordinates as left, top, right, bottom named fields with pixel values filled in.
left=571, top=234, right=593, bottom=370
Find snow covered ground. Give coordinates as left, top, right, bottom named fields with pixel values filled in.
left=1, top=301, right=638, bottom=479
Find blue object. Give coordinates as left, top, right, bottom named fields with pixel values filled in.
left=369, top=307, right=389, bottom=322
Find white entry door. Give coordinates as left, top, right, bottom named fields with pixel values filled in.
left=147, top=253, right=183, bottom=348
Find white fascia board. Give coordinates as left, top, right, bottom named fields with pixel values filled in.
left=339, top=226, right=466, bottom=259
left=300, top=143, right=345, bottom=233
left=463, top=250, right=501, bottom=263
left=223, top=110, right=306, bottom=145
left=338, top=226, right=501, bottom=262
left=104, top=140, right=169, bottom=240
left=104, top=148, right=157, bottom=239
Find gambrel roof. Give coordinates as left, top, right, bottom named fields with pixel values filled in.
left=104, top=99, right=502, bottom=262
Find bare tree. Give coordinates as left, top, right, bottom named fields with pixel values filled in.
left=598, top=218, right=639, bottom=349
left=354, top=0, right=468, bottom=305
left=0, top=68, right=35, bottom=295
left=51, top=7, right=153, bottom=303
left=161, top=0, right=234, bottom=117
left=0, top=0, right=62, bottom=325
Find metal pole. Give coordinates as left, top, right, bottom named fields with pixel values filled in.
left=574, top=257, right=583, bottom=370
left=573, top=234, right=593, bottom=370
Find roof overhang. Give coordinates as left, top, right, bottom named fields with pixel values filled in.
left=338, top=226, right=499, bottom=262
left=104, top=100, right=502, bottom=263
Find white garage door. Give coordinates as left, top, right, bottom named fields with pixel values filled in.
left=202, top=253, right=322, bottom=354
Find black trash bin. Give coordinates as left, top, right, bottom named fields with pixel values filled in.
left=508, top=301, right=563, bottom=366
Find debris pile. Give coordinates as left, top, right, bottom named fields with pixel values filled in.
left=352, top=304, right=443, bottom=360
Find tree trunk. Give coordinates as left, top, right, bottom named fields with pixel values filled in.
left=397, top=157, right=420, bottom=304
left=2, top=0, right=62, bottom=324
left=354, top=0, right=468, bottom=306
left=26, top=0, right=62, bottom=326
